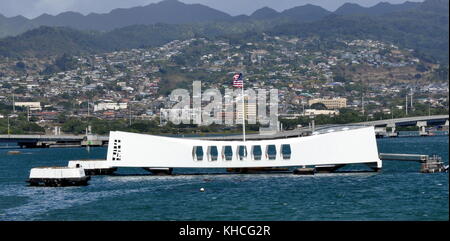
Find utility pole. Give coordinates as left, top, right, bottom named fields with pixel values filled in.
left=7, top=115, right=10, bottom=136
left=12, top=93, right=15, bottom=113
left=87, top=101, right=90, bottom=118
left=362, top=95, right=365, bottom=116
left=429, top=102, right=431, bottom=116
left=129, top=103, right=132, bottom=126
left=27, top=106, right=30, bottom=122
left=428, top=93, right=432, bottom=116
left=391, top=105, right=394, bottom=120
left=405, top=95, right=408, bottom=116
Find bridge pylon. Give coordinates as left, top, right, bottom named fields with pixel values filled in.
left=416, top=121, right=428, bottom=136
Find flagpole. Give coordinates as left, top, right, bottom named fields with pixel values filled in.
left=242, top=83, right=246, bottom=142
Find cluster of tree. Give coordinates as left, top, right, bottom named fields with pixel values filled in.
left=41, top=53, right=79, bottom=75
left=0, top=115, right=45, bottom=134
left=431, top=66, right=449, bottom=81
left=0, top=103, right=12, bottom=115
left=59, top=117, right=260, bottom=135
left=0, top=24, right=201, bottom=59
left=280, top=109, right=364, bottom=130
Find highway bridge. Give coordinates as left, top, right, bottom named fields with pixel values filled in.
left=204, top=114, right=449, bottom=140
left=0, top=115, right=448, bottom=147
left=356, top=115, right=449, bottom=127
left=357, top=115, right=449, bottom=137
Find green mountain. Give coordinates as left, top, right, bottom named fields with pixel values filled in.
left=0, top=0, right=447, bottom=64
left=335, top=1, right=421, bottom=16
left=0, top=14, right=37, bottom=38
left=250, top=7, right=280, bottom=20
left=0, top=27, right=103, bottom=58
left=0, top=0, right=428, bottom=38
left=0, top=0, right=233, bottom=38
left=0, top=22, right=217, bottom=59
left=32, top=0, right=232, bottom=31
left=269, top=0, right=449, bottom=63
left=279, top=4, right=331, bottom=22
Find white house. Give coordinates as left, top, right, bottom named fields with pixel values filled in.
left=94, top=102, right=128, bottom=112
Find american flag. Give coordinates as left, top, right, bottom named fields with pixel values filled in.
left=233, top=73, right=243, bottom=88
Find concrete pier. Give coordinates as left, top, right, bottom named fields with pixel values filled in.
left=417, top=121, right=428, bottom=136
left=441, top=120, right=449, bottom=132
left=379, top=153, right=447, bottom=173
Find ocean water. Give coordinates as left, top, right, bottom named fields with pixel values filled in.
left=0, top=136, right=448, bottom=221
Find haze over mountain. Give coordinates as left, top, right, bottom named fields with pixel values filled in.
left=32, top=0, right=232, bottom=31
left=250, top=7, right=280, bottom=20
left=0, top=0, right=423, bottom=18
left=335, top=1, right=421, bottom=15
left=0, top=0, right=426, bottom=38
left=0, top=0, right=447, bottom=64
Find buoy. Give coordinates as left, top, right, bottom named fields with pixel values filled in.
left=200, top=188, right=205, bottom=192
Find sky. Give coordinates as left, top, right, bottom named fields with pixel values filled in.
left=0, top=0, right=423, bottom=19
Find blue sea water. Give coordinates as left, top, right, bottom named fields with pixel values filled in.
left=0, top=136, right=448, bottom=221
